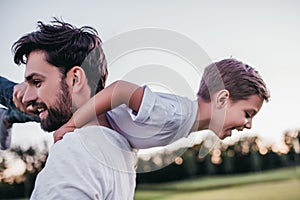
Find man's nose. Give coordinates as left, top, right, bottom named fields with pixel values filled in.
left=22, top=86, right=37, bottom=107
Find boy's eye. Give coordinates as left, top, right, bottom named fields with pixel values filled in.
left=245, top=112, right=252, bottom=118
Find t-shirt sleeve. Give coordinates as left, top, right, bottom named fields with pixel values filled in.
left=107, top=86, right=198, bottom=149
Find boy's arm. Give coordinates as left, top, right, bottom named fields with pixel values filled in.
left=74, top=80, right=144, bottom=127
left=54, top=80, right=144, bottom=142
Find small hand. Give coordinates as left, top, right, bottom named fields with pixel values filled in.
left=53, top=123, right=76, bottom=143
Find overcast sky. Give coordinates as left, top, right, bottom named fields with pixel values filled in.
left=0, top=0, right=299, bottom=149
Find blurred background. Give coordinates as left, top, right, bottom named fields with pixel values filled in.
left=0, top=0, right=299, bottom=199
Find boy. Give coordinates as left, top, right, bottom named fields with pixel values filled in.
left=10, top=58, right=270, bottom=149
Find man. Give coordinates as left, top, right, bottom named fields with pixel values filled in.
left=12, top=19, right=136, bottom=199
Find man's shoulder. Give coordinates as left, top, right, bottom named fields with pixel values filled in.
left=53, top=126, right=130, bottom=151
left=50, top=126, right=136, bottom=167
left=69, top=126, right=134, bottom=152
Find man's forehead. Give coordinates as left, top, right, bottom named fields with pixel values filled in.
left=24, top=51, right=60, bottom=80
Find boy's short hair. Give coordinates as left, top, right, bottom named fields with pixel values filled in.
left=198, top=58, right=270, bottom=102
left=12, top=18, right=108, bottom=96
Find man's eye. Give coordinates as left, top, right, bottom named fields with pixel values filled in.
left=33, top=80, right=41, bottom=87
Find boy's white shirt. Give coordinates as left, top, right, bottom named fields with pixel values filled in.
left=107, top=86, right=198, bottom=149
left=30, top=126, right=137, bottom=200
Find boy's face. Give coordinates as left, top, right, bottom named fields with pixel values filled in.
left=212, top=94, right=264, bottom=139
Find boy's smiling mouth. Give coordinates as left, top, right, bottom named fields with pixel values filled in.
left=222, top=126, right=244, bottom=139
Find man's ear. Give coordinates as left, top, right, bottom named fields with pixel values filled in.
left=215, top=89, right=230, bottom=109
left=66, top=66, right=86, bottom=93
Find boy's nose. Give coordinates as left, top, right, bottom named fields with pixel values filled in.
left=245, top=119, right=252, bottom=129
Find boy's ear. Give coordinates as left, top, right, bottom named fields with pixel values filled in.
left=66, top=66, right=86, bottom=93
left=215, top=89, right=230, bottom=109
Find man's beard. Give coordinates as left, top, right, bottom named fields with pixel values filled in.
left=41, top=80, right=73, bottom=132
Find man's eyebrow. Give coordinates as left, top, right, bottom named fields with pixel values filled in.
left=25, top=73, right=44, bottom=82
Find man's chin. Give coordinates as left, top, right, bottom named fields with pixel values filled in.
left=40, top=120, right=64, bottom=132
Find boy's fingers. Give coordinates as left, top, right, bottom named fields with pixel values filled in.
left=53, top=132, right=63, bottom=143
left=53, top=129, right=69, bottom=143
left=53, top=126, right=76, bottom=143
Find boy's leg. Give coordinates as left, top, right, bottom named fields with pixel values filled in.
left=0, top=108, right=12, bottom=150
left=0, top=76, right=17, bottom=109
left=0, top=76, right=40, bottom=150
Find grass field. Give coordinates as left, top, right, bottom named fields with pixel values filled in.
left=7, top=167, right=300, bottom=200
left=134, top=166, right=300, bottom=200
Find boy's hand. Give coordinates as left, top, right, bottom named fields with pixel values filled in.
left=53, top=122, right=76, bottom=143
left=13, top=82, right=28, bottom=113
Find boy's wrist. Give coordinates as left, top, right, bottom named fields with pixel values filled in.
left=67, top=117, right=77, bottom=128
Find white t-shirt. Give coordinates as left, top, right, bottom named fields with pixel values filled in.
left=30, top=126, right=137, bottom=200
left=106, top=86, right=198, bottom=149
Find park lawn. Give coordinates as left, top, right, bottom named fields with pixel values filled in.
left=10, top=180, right=300, bottom=200
left=8, top=167, right=300, bottom=200
left=135, top=166, right=300, bottom=200
left=134, top=179, right=300, bottom=200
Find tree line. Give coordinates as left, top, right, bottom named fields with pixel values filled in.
left=0, top=130, right=299, bottom=198
left=136, top=130, right=300, bottom=183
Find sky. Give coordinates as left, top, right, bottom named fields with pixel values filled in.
left=0, top=0, right=300, bottom=151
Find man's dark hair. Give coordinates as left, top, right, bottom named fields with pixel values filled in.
left=12, top=18, right=107, bottom=95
